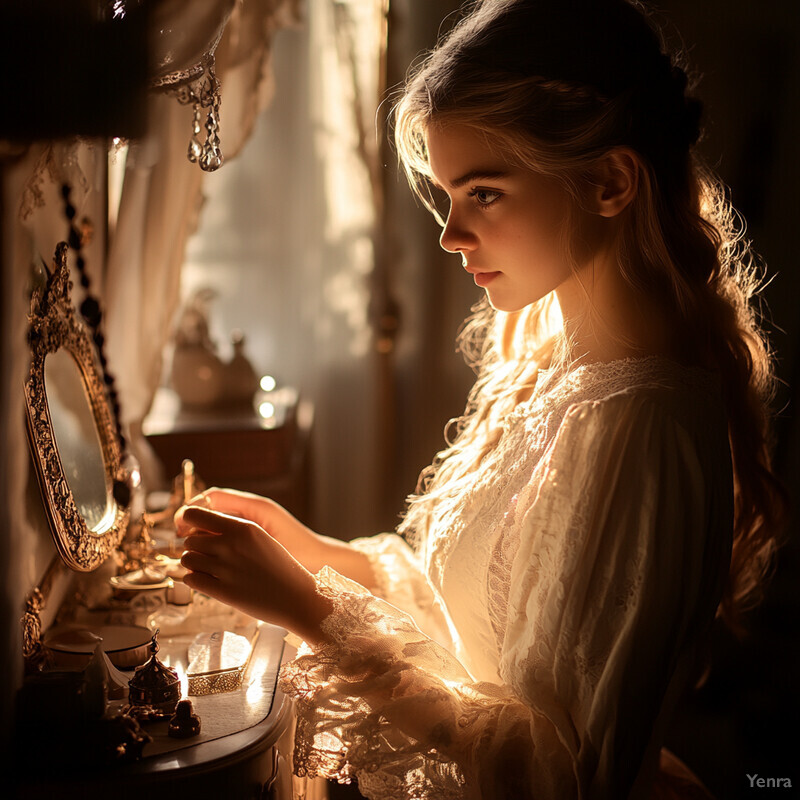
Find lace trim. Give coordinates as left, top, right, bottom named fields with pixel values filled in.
left=278, top=568, right=566, bottom=799
left=513, top=354, right=718, bottom=421
left=19, top=142, right=91, bottom=221
left=278, top=567, right=472, bottom=796
left=347, top=534, right=393, bottom=599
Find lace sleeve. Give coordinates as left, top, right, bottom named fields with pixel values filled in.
left=348, top=533, right=452, bottom=648
left=278, top=567, right=553, bottom=799
left=279, top=392, right=731, bottom=799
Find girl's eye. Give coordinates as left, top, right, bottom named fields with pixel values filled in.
left=468, top=188, right=501, bottom=208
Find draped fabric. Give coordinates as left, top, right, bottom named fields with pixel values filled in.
left=279, top=357, right=731, bottom=799
left=105, top=0, right=300, bottom=486
left=180, top=0, right=389, bottom=538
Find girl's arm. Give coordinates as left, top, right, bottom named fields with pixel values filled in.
left=182, top=488, right=379, bottom=590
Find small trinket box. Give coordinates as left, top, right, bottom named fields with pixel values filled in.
left=127, top=630, right=180, bottom=714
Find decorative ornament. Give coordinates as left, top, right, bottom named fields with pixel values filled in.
left=126, top=630, right=181, bottom=716
left=152, top=53, right=224, bottom=172
left=21, top=589, right=47, bottom=673
left=146, top=0, right=236, bottom=173
left=25, top=244, right=131, bottom=570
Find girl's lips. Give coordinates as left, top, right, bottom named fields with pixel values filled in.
left=474, top=271, right=501, bottom=287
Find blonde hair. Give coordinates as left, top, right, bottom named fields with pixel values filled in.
left=394, top=0, right=786, bottom=636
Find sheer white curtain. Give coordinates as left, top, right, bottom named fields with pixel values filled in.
left=105, top=0, right=300, bottom=485
left=182, top=0, right=388, bottom=539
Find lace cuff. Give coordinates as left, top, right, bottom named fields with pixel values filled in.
left=347, top=533, right=394, bottom=599
left=278, top=566, right=487, bottom=798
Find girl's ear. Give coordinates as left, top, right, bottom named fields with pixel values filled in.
left=589, top=147, right=640, bottom=218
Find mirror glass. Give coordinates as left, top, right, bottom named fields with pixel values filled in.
left=44, top=349, right=111, bottom=533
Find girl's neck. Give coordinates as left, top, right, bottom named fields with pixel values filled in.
left=555, top=257, right=681, bottom=367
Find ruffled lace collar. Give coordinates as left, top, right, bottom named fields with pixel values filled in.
left=517, top=354, right=719, bottom=416
left=540, top=353, right=714, bottom=384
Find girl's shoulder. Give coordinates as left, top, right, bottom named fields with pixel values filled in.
left=513, top=355, right=725, bottom=446
left=540, top=354, right=719, bottom=407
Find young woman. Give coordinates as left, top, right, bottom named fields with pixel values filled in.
left=175, top=1, right=785, bottom=797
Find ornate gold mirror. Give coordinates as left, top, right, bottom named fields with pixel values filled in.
left=25, top=243, right=132, bottom=572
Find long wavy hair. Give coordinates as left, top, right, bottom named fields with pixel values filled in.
left=394, top=0, right=786, bottom=636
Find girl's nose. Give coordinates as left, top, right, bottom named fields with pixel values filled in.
left=439, top=209, right=477, bottom=254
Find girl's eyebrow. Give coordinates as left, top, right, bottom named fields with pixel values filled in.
left=451, top=169, right=510, bottom=189
left=431, top=169, right=511, bottom=190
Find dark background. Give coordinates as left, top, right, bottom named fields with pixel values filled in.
left=659, top=3, right=799, bottom=798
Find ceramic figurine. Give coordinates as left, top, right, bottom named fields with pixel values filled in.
left=168, top=699, right=202, bottom=739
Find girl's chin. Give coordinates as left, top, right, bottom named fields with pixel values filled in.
left=484, top=283, right=553, bottom=313
left=485, top=291, right=536, bottom=314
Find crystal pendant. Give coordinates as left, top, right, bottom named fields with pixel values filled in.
left=188, top=103, right=203, bottom=163
left=199, top=99, right=223, bottom=171
left=192, top=105, right=202, bottom=137
left=188, top=138, right=202, bottom=163
left=200, top=149, right=223, bottom=171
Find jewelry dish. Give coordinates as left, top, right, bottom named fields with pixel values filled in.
left=110, top=567, right=173, bottom=592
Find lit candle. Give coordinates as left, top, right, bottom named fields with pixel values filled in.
left=167, top=662, right=201, bottom=738
left=175, top=661, right=189, bottom=700
left=182, top=459, right=195, bottom=504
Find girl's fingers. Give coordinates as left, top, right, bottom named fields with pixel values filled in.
left=186, top=491, right=213, bottom=506
left=183, top=570, right=222, bottom=596
left=183, top=532, right=224, bottom=556
left=197, top=488, right=268, bottom=520
left=180, top=550, right=220, bottom=577
left=174, top=506, right=249, bottom=537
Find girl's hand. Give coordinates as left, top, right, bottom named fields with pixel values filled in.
left=179, top=489, right=378, bottom=590
left=174, top=505, right=333, bottom=644
left=179, top=488, right=326, bottom=573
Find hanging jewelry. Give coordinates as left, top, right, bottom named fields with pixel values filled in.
left=200, top=70, right=223, bottom=172
left=188, top=103, right=203, bottom=164
left=60, top=183, right=136, bottom=507
left=152, top=53, right=224, bottom=172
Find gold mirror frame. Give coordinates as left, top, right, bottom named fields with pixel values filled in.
left=25, top=242, right=130, bottom=572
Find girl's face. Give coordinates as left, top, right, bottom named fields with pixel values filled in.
left=426, top=124, right=597, bottom=313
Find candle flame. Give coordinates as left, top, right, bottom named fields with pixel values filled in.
left=174, top=661, right=189, bottom=699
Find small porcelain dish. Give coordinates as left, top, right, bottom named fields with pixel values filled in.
left=109, top=567, right=172, bottom=593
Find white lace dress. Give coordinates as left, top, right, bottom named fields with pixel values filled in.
left=278, top=357, right=733, bottom=799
